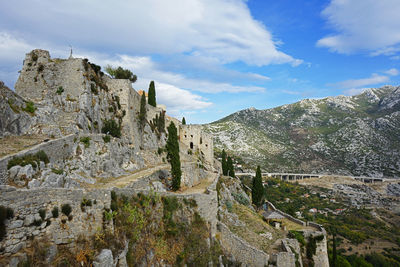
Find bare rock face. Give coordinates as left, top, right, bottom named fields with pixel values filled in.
left=0, top=81, right=33, bottom=137
left=204, top=85, right=400, bottom=177
left=93, top=249, right=114, bottom=267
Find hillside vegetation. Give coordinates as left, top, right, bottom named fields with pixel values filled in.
left=204, top=86, right=400, bottom=177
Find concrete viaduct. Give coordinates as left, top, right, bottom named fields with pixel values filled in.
left=235, top=172, right=394, bottom=183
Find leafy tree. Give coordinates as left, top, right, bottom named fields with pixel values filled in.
left=182, top=117, right=186, bottom=125
left=227, top=156, right=235, bottom=177
left=221, top=149, right=227, bottom=176
left=138, top=92, right=147, bottom=128
left=148, top=81, right=156, bottom=107
left=252, top=166, right=264, bottom=207
left=105, top=65, right=137, bottom=82
left=166, top=122, right=181, bottom=191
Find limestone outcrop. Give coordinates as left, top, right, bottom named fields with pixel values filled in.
left=0, top=82, right=33, bottom=137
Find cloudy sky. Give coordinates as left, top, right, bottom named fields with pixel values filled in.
left=1, top=0, right=400, bottom=123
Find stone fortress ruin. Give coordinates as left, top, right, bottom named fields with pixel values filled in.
left=0, top=49, right=328, bottom=267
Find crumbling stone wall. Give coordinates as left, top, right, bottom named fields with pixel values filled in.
left=217, top=222, right=269, bottom=266
left=0, top=134, right=77, bottom=184
left=0, top=186, right=111, bottom=256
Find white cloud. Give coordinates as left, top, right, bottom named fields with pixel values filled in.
left=384, top=68, right=399, bottom=76
left=0, top=32, right=33, bottom=63
left=317, top=0, right=400, bottom=55
left=334, top=73, right=389, bottom=89
left=97, top=54, right=266, bottom=94
left=343, top=88, right=368, bottom=96
left=0, top=0, right=300, bottom=66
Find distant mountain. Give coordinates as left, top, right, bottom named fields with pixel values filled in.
left=204, top=86, right=400, bottom=177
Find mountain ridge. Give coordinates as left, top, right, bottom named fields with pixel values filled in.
left=204, top=85, right=400, bottom=177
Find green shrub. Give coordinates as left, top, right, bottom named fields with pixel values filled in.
left=81, top=198, right=92, bottom=211
left=33, top=219, right=42, bottom=226
left=56, top=86, right=64, bottom=95
left=51, top=168, right=63, bottom=175
left=52, top=207, right=59, bottom=218
left=101, top=119, right=121, bottom=138
left=288, top=230, right=306, bottom=246
left=225, top=200, right=233, bottom=212
left=102, top=135, right=111, bottom=143
left=90, top=83, right=98, bottom=95
left=31, top=52, right=38, bottom=62
left=37, top=64, right=44, bottom=72
left=232, top=192, right=250, bottom=206
left=7, top=150, right=49, bottom=170
left=105, top=65, right=137, bottom=82
left=80, top=137, right=91, bottom=148
left=61, top=204, right=72, bottom=216
left=111, top=191, right=117, bottom=201
left=0, top=206, right=14, bottom=241
left=39, top=209, right=46, bottom=220
left=22, top=101, right=36, bottom=114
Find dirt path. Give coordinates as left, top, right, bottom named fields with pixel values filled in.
left=177, top=172, right=218, bottom=195
left=93, top=161, right=218, bottom=192
left=93, top=164, right=170, bottom=189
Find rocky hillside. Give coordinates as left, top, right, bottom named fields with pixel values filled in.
left=204, top=86, right=400, bottom=177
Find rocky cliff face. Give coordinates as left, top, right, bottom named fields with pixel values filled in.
left=204, top=86, right=400, bottom=177
left=0, top=82, right=33, bottom=136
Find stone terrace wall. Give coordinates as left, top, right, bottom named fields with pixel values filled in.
left=0, top=186, right=111, bottom=256
left=217, top=222, right=269, bottom=267
left=266, top=201, right=307, bottom=226
left=0, top=134, right=77, bottom=184
left=113, top=180, right=219, bottom=236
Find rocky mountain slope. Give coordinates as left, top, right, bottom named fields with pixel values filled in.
left=204, top=86, right=400, bottom=177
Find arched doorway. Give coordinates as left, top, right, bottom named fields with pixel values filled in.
left=190, top=142, right=194, bottom=149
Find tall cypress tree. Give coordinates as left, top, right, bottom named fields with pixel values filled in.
left=182, top=117, right=186, bottom=125
left=148, top=81, right=156, bottom=107
left=227, top=156, right=235, bottom=177
left=166, top=122, right=181, bottom=191
left=221, top=149, right=227, bottom=175
left=139, top=92, right=147, bottom=127
left=252, top=165, right=264, bottom=207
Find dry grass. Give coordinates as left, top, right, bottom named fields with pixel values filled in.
left=297, top=175, right=363, bottom=189
left=226, top=203, right=285, bottom=254
left=0, top=135, right=48, bottom=158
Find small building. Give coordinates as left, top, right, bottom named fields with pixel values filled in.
left=179, top=124, right=214, bottom=165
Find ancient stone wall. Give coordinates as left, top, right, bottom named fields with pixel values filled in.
left=15, top=50, right=87, bottom=102
left=0, top=186, right=111, bottom=256
left=217, top=222, right=269, bottom=266
left=302, top=230, right=329, bottom=267
left=179, top=124, right=214, bottom=165
left=0, top=134, right=77, bottom=185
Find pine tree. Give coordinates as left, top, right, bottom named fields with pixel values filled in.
left=227, top=156, right=235, bottom=177
left=252, top=165, right=264, bottom=207
left=182, top=117, right=186, bottom=125
left=148, top=81, right=156, bottom=107
left=166, top=122, right=181, bottom=191
left=139, top=92, right=147, bottom=127
left=221, top=149, right=227, bottom=176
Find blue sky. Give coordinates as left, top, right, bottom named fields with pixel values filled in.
left=1, top=0, right=400, bottom=123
